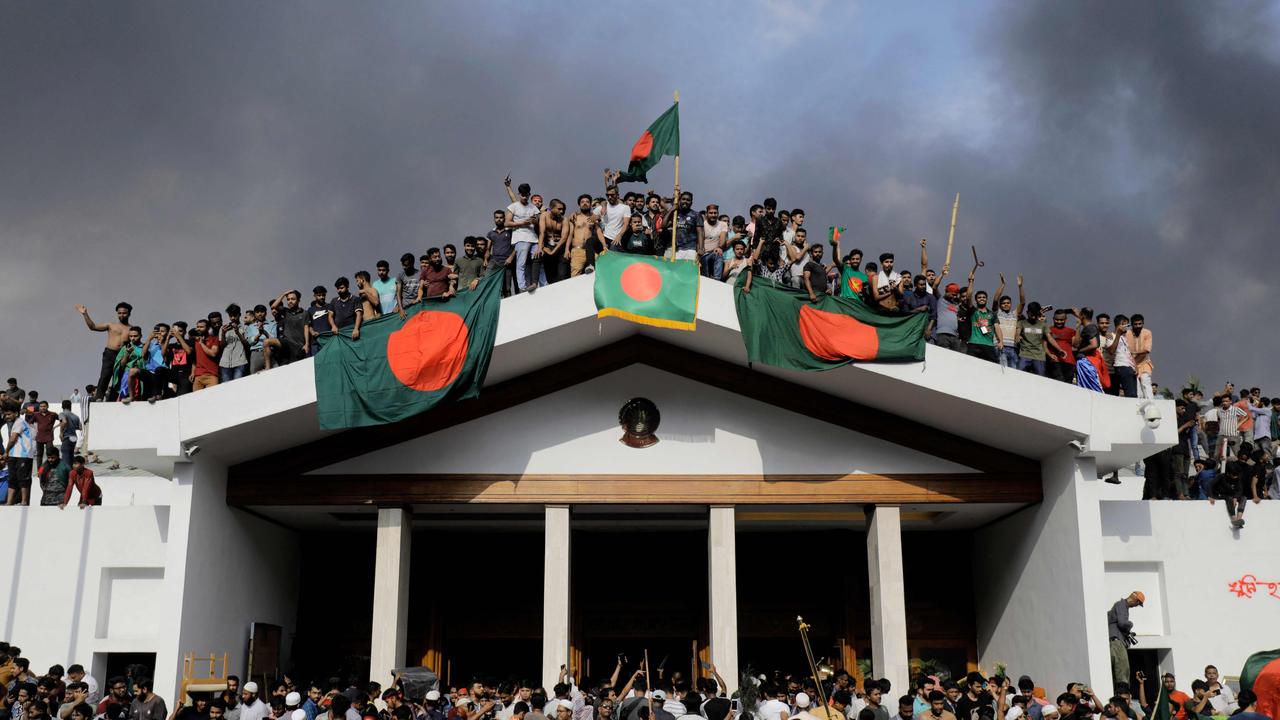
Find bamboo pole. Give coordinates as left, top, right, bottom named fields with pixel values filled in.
left=644, top=649, right=654, bottom=720
left=944, top=193, right=960, bottom=271
left=670, top=91, right=679, bottom=262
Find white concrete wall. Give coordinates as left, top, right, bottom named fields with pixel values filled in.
left=973, top=449, right=1112, bottom=697
left=1101, top=500, right=1280, bottom=679
left=160, top=457, right=302, bottom=702
left=0, top=505, right=169, bottom=686
left=311, top=365, right=977, bottom=476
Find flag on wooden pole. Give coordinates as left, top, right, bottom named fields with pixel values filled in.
left=616, top=103, right=680, bottom=184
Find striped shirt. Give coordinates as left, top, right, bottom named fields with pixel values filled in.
left=1218, top=404, right=1247, bottom=438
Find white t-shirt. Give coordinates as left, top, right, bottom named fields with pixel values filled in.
left=597, top=201, right=631, bottom=241
left=1113, top=333, right=1134, bottom=369
left=508, top=201, right=540, bottom=245
left=759, top=699, right=791, bottom=720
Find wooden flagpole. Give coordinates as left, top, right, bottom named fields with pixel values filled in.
left=644, top=649, right=654, bottom=720
left=670, top=90, right=679, bottom=262
left=944, top=192, right=959, bottom=271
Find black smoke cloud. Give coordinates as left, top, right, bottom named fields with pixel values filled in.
left=1, top=1, right=1276, bottom=399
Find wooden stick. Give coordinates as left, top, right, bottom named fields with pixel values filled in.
left=645, top=649, right=654, bottom=720
left=944, top=193, right=959, bottom=270
left=670, top=90, right=680, bottom=263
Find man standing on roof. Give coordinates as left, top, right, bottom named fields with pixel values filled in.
left=1108, top=591, right=1144, bottom=689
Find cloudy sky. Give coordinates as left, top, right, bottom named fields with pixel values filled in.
left=3, top=0, right=1277, bottom=399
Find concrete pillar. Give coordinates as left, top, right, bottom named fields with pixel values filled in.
left=708, top=505, right=739, bottom=694
left=370, top=507, right=412, bottom=685
left=867, top=505, right=909, bottom=694
left=542, top=505, right=571, bottom=690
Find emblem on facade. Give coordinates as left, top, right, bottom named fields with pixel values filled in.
left=618, top=397, right=660, bottom=448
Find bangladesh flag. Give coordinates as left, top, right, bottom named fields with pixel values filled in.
left=314, top=271, right=503, bottom=429
left=594, top=251, right=699, bottom=331
left=1152, top=684, right=1172, bottom=720
left=828, top=226, right=846, bottom=245
left=733, top=272, right=926, bottom=370
left=1241, top=649, right=1280, bottom=720
left=615, top=103, right=680, bottom=184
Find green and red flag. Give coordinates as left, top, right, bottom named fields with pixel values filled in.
left=594, top=251, right=699, bottom=331
left=314, top=271, right=503, bottom=429
left=615, top=102, right=680, bottom=184
left=1151, top=683, right=1171, bottom=720
left=1241, top=648, right=1280, bottom=720
left=828, top=226, right=846, bottom=245
left=733, top=272, right=927, bottom=370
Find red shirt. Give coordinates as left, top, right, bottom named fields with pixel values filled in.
left=420, top=263, right=452, bottom=299
left=1048, top=325, right=1076, bottom=362
left=194, top=336, right=222, bottom=378
left=64, top=467, right=102, bottom=506
left=32, top=410, right=56, bottom=442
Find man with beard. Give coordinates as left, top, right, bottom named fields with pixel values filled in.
left=240, top=683, right=269, bottom=720
left=1044, top=309, right=1077, bottom=384
left=76, top=302, right=134, bottom=402
left=751, top=198, right=785, bottom=253
left=996, top=276, right=1025, bottom=368
left=901, top=275, right=938, bottom=340
left=372, top=261, right=398, bottom=316
left=664, top=190, right=704, bottom=262
left=455, top=237, right=486, bottom=292
left=129, top=679, right=168, bottom=720
left=538, top=200, right=568, bottom=284
left=487, top=210, right=516, bottom=295
left=417, top=248, right=455, bottom=301
left=111, top=326, right=146, bottom=403
left=565, top=194, right=604, bottom=277
left=873, top=254, right=901, bottom=310
left=37, top=447, right=70, bottom=507
left=964, top=272, right=1003, bottom=363
left=933, top=284, right=965, bottom=352
left=1124, top=314, right=1154, bottom=399
left=271, top=289, right=308, bottom=365
left=927, top=691, right=958, bottom=720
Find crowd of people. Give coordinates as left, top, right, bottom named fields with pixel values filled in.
left=55, top=174, right=1167, bottom=403
left=2, top=175, right=1278, bottom=512
left=1, top=642, right=1270, bottom=720
left=0, top=380, right=99, bottom=507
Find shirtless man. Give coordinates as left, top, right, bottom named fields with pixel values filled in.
left=565, top=193, right=603, bottom=277
left=354, top=271, right=381, bottom=319
left=540, top=199, right=568, bottom=284
left=76, top=302, right=133, bottom=402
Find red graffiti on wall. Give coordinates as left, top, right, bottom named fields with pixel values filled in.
left=1228, top=574, right=1280, bottom=599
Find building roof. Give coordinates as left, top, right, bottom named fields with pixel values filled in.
left=90, top=273, right=1175, bottom=476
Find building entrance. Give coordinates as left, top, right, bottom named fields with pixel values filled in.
left=571, top=516, right=707, bottom=685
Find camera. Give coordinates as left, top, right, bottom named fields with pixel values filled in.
left=1140, top=402, right=1162, bottom=429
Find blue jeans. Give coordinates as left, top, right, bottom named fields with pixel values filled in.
left=219, top=364, right=248, bottom=383
left=1018, top=357, right=1045, bottom=376
left=999, top=346, right=1019, bottom=368
left=701, top=251, right=724, bottom=280
left=513, top=242, right=545, bottom=292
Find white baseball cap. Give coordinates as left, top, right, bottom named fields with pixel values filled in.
left=243, top=682, right=259, bottom=694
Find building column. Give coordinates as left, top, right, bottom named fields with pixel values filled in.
left=866, top=505, right=909, bottom=693
left=708, top=505, right=739, bottom=694
left=370, top=507, right=412, bottom=685
left=542, top=505, right=571, bottom=691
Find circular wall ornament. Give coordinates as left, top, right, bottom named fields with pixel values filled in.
left=618, top=397, right=660, bottom=448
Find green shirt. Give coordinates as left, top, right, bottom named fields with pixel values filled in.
left=1017, top=318, right=1047, bottom=360
left=839, top=268, right=869, bottom=301
left=969, top=308, right=996, bottom=346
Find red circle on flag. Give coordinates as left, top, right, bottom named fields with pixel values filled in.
left=386, top=311, right=469, bottom=392
left=798, top=304, right=880, bottom=361
left=620, top=262, right=663, bottom=302
left=630, top=130, right=654, bottom=162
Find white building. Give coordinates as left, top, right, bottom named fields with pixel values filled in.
left=3, top=275, right=1276, bottom=705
